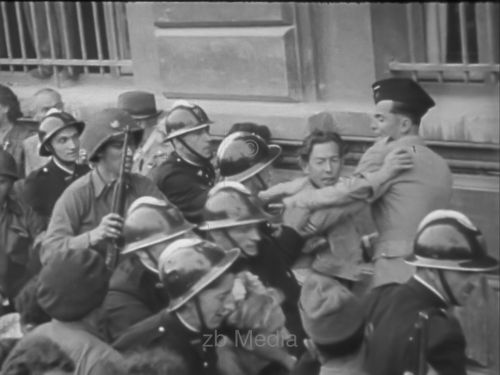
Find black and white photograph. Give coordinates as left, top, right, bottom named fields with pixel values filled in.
left=0, top=2, right=499, bottom=375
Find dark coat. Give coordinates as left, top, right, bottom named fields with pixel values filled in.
left=363, top=277, right=467, bottom=375
left=20, top=159, right=90, bottom=225
left=103, top=256, right=168, bottom=341
left=149, top=152, right=215, bottom=224
left=113, top=310, right=219, bottom=375
left=231, top=224, right=306, bottom=357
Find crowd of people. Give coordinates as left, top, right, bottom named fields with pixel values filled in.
left=0, top=77, right=498, bottom=375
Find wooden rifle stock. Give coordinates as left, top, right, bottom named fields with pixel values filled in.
left=105, top=126, right=131, bottom=270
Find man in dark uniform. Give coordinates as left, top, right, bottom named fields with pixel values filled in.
left=198, top=181, right=306, bottom=357
left=42, top=108, right=165, bottom=263
left=103, top=195, right=199, bottom=341
left=20, top=110, right=89, bottom=227
left=150, top=100, right=215, bottom=224
left=363, top=209, right=499, bottom=375
left=0, top=150, right=44, bottom=314
left=113, top=238, right=240, bottom=375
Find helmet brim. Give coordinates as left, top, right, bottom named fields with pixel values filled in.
left=198, top=218, right=266, bottom=231
left=167, top=247, right=240, bottom=312
left=39, top=121, right=85, bottom=157
left=222, top=144, right=281, bottom=183
left=88, top=128, right=144, bottom=162
left=404, top=253, right=499, bottom=272
left=121, top=223, right=195, bottom=255
left=165, top=123, right=211, bottom=142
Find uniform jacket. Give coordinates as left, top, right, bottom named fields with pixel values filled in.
left=20, top=159, right=90, bottom=225
left=285, top=136, right=452, bottom=285
left=103, top=256, right=168, bottom=341
left=113, top=310, right=219, bottom=375
left=363, top=277, right=467, bottom=375
left=13, top=320, right=126, bottom=375
left=0, top=194, right=45, bottom=299
left=42, top=169, right=165, bottom=263
left=150, top=151, right=215, bottom=224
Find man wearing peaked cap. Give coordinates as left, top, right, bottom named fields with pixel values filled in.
left=283, top=77, right=453, bottom=287
left=363, top=210, right=499, bottom=375
left=149, top=100, right=216, bottom=224
left=19, top=109, right=90, bottom=226
left=299, top=272, right=368, bottom=375
left=7, top=248, right=127, bottom=374
left=117, top=91, right=171, bottom=175
left=42, top=108, right=166, bottom=263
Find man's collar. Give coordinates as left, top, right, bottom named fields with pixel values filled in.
left=51, top=157, right=75, bottom=175
left=90, top=169, right=111, bottom=198
left=413, top=274, right=449, bottom=304
left=176, top=311, right=200, bottom=333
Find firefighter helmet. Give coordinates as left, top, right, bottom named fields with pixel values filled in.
left=217, top=131, right=281, bottom=182
left=405, top=210, right=499, bottom=272
left=80, top=108, right=143, bottom=162
left=198, top=181, right=269, bottom=231
left=38, top=109, right=85, bottom=156
left=164, top=100, right=212, bottom=141
left=121, top=197, right=196, bottom=272
left=158, top=238, right=240, bottom=311
left=0, top=149, right=18, bottom=180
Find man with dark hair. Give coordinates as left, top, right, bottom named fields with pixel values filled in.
left=283, top=78, right=453, bottom=287
left=0, top=150, right=44, bottom=313
left=150, top=100, right=215, bottom=224
left=20, top=110, right=89, bottom=226
left=363, top=210, right=499, bottom=375
left=42, top=108, right=165, bottom=263
left=261, top=128, right=408, bottom=288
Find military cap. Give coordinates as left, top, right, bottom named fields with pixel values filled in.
left=372, top=78, right=435, bottom=118
left=117, top=91, right=162, bottom=120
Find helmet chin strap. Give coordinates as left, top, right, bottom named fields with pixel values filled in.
left=437, top=270, right=460, bottom=306
left=49, top=146, right=76, bottom=170
left=193, top=295, right=210, bottom=334
left=175, top=136, right=211, bottom=163
left=255, top=173, right=268, bottom=190
left=221, top=228, right=251, bottom=258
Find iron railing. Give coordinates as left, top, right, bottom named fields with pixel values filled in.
left=0, top=1, right=132, bottom=85
left=390, top=3, right=499, bottom=83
